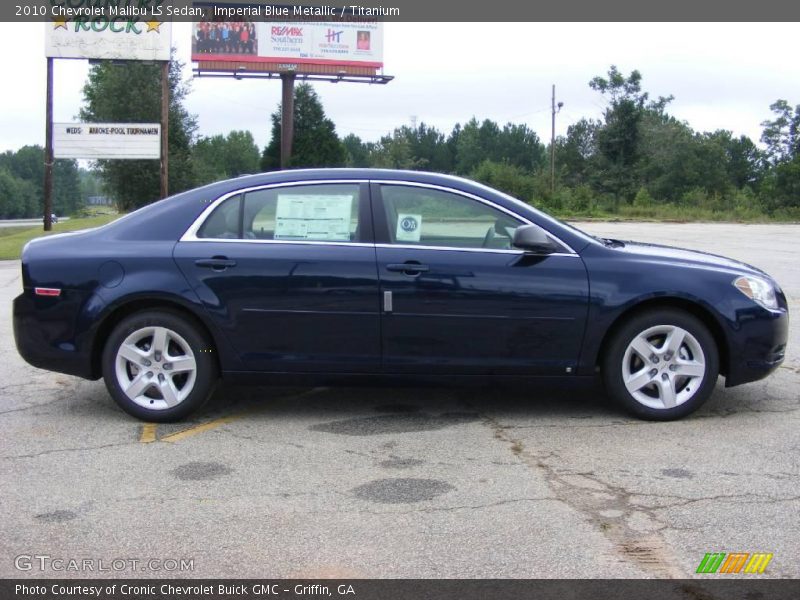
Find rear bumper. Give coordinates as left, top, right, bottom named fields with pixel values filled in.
left=724, top=306, right=789, bottom=387
left=13, top=290, right=100, bottom=380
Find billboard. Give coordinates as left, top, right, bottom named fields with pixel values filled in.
left=46, top=19, right=172, bottom=61
left=53, top=123, right=161, bottom=160
left=191, top=21, right=383, bottom=69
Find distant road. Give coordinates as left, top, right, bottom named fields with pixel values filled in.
left=0, top=217, right=70, bottom=230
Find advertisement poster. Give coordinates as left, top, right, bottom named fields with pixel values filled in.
left=192, top=20, right=383, bottom=68
left=46, top=18, right=172, bottom=60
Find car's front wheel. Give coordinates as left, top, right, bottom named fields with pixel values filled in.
left=102, top=310, right=218, bottom=422
left=603, top=308, right=719, bottom=420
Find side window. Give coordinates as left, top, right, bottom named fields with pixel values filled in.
left=197, top=195, right=241, bottom=239
left=380, top=185, right=523, bottom=249
left=243, top=184, right=361, bottom=242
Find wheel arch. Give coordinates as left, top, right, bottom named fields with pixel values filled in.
left=594, top=297, right=730, bottom=378
left=90, top=297, right=222, bottom=379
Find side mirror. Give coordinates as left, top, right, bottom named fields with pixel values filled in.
left=512, top=225, right=557, bottom=254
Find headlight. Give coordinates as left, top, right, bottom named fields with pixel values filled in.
left=733, top=275, right=778, bottom=310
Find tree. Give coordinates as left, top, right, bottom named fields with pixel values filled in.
left=0, top=145, right=82, bottom=216
left=760, top=100, right=800, bottom=165
left=589, top=66, right=673, bottom=204
left=193, top=131, right=260, bottom=185
left=80, top=52, right=197, bottom=210
left=0, top=168, right=38, bottom=218
left=556, top=118, right=599, bottom=187
left=261, top=83, right=345, bottom=171
left=342, top=133, right=371, bottom=167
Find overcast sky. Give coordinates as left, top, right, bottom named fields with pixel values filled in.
left=2, top=22, right=799, bottom=153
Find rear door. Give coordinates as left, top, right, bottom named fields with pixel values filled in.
left=174, top=181, right=381, bottom=373
left=372, top=182, right=589, bottom=376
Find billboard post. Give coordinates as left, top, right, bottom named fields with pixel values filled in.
left=161, top=61, right=170, bottom=199
left=280, top=73, right=295, bottom=169
left=43, top=57, right=54, bottom=232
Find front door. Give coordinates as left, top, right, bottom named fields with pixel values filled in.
left=372, top=183, right=589, bottom=376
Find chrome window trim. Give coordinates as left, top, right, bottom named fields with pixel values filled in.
left=180, top=179, right=368, bottom=243
left=179, top=178, right=579, bottom=256
left=371, top=180, right=578, bottom=255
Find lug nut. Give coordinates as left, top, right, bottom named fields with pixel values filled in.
left=163, top=363, right=172, bottom=371
left=651, top=355, right=659, bottom=364
left=669, top=364, right=677, bottom=372
left=661, top=373, right=669, bottom=381
left=142, top=359, right=151, bottom=367
left=146, top=371, right=153, bottom=378
left=649, top=368, right=658, bottom=377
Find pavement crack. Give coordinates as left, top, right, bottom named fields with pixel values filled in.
left=1, top=440, right=139, bottom=460
left=466, top=405, right=683, bottom=578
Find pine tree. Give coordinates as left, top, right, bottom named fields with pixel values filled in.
left=261, top=83, right=345, bottom=171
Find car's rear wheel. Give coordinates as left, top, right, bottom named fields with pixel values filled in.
left=102, top=310, right=218, bottom=422
left=602, top=308, right=719, bottom=420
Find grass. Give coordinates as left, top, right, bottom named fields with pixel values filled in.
left=0, top=213, right=122, bottom=260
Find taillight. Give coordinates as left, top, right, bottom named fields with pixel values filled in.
left=34, top=288, right=61, bottom=297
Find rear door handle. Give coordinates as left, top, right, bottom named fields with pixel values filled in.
left=195, top=257, right=237, bottom=271
left=386, top=263, right=429, bottom=275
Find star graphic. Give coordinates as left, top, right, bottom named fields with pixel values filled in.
left=52, top=18, right=68, bottom=30
left=145, top=20, right=162, bottom=33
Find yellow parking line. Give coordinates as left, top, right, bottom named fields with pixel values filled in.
left=160, top=414, right=244, bottom=443
left=139, top=423, right=158, bottom=444
left=152, top=387, right=326, bottom=444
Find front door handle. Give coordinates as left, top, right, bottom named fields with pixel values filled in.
left=386, top=262, right=430, bottom=275
left=195, top=257, right=237, bottom=271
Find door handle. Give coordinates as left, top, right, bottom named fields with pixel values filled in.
left=386, top=262, right=429, bottom=275
left=195, top=257, right=237, bottom=271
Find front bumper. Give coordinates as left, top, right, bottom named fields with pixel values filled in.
left=724, top=305, right=789, bottom=387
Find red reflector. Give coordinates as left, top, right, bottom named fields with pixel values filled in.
left=34, top=288, right=61, bottom=297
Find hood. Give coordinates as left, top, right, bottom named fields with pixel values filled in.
left=611, top=240, right=771, bottom=279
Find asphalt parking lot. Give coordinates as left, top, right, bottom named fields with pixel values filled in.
left=1, top=222, right=798, bottom=579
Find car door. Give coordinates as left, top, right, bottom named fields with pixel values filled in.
left=372, top=182, right=589, bottom=376
left=173, top=181, right=381, bottom=373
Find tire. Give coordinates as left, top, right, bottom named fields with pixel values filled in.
left=602, top=308, right=719, bottom=421
left=102, top=309, right=218, bottom=422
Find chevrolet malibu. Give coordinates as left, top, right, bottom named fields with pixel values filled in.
left=13, top=169, right=788, bottom=421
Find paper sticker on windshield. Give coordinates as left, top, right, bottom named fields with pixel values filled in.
left=396, top=213, right=422, bottom=242
left=275, top=195, right=353, bottom=241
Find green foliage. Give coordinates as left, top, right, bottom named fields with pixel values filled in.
left=0, top=146, right=82, bottom=218
left=470, top=160, right=536, bottom=201
left=633, top=187, right=654, bottom=207
left=80, top=52, right=197, bottom=211
left=760, top=100, right=800, bottom=165
left=193, top=131, right=260, bottom=185
left=261, top=83, right=345, bottom=171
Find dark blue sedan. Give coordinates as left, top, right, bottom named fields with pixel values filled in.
left=13, top=170, right=789, bottom=421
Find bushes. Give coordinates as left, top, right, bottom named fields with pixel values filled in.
left=470, top=160, right=537, bottom=202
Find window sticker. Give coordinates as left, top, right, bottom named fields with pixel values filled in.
left=396, top=213, right=422, bottom=242
left=275, top=195, right=353, bottom=241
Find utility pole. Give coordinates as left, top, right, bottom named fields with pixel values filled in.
left=550, top=84, right=563, bottom=193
